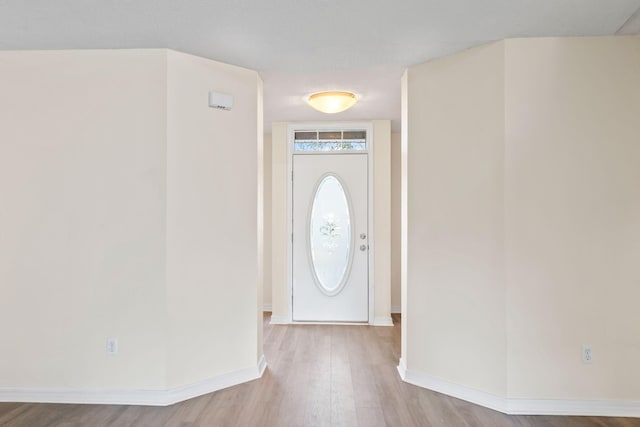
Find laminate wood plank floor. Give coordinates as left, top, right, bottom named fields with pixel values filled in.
left=1, top=314, right=639, bottom=427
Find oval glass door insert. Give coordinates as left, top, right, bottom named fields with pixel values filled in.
left=309, top=175, right=353, bottom=295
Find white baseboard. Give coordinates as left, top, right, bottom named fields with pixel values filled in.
left=0, top=356, right=267, bottom=407
left=391, top=305, right=401, bottom=314
left=397, top=358, right=407, bottom=380
left=256, top=354, right=267, bottom=377
left=402, top=369, right=506, bottom=413
left=263, top=304, right=272, bottom=312
left=165, top=354, right=267, bottom=405
left=399, top=368, right=640, bottom=417
left=269, top=315, right=290, bottom=324
left=371, top=316, right=394, bottom=327
left=506, top=398, right=640, bottom=418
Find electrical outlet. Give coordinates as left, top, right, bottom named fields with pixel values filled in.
left=107, top=338, right=118, bottom=355
left=582, top=345, right=593, bottom=364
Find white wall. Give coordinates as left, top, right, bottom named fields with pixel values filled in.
left=402, top=35, right=640, bottom=412
left=0, top=49, right=168, bottom=389
left=404, top=42, right=507, bottom=396
left=0, top=49, right=263, bottom=399
left=165, top=50, right=262, bottom=388
left=504, top=36, right=640, bottom=400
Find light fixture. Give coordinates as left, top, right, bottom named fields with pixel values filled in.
left=306, top=91, right=358, bottom=114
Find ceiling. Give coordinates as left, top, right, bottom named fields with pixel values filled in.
left=1, top=1, right=639, bottom=133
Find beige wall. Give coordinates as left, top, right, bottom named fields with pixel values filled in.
left=270, top=121, right=393, bottom=324
left=504, top=36, right=640, bottom=400
left=372, top=121, right=393, bottom=324
left=270, top=123, right=289, bottom=322
left=400, top=71, right=409, bottom=366
left=403, top=35, right=640, bottom=404
left=0, top=49, right=263, bottom=393
left=165, top=50, right=262, bottom=388
left=0, top=49, right=168, bottom=389
left=390, top=132, right=401, bottom=313
left=256, top=77, right=264, bottom=360
left=263, top=133, right=273, bottom=310
left=404, top=42, right=507, bottom=395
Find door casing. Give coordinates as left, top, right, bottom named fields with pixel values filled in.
left=286, top=122, right=375, bottom=324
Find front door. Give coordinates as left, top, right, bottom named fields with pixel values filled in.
left=292, top=153, right=368, bottom=322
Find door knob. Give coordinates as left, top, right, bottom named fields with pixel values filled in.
left=360, top=233, right=367, bottom=239
left=360, top=244, right=367, bottom=251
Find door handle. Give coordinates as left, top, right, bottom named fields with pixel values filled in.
left=360, top=233, right=367, bottom=239
left=360, top=244, right=367, bottom=251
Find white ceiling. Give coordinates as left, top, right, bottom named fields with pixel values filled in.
left=1, top=0, right=639, bottom=133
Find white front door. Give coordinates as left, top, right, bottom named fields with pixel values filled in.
left=292, top=153, right=369, bottom=322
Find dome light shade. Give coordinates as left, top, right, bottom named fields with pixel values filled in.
left=307, top=91, right=358, bottom=114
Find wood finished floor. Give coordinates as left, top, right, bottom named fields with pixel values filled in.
left=1, top=314, right=638, bottom=427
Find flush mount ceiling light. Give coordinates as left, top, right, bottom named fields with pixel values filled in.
left=306, top=91, right=358, bottom=114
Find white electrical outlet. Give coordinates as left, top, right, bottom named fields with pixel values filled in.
left=582, top=345, right=593, bottom=363
left=107, top=338, right=118, bottom=355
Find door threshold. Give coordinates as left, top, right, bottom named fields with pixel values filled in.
left=291, top=321, right=369, bottom=326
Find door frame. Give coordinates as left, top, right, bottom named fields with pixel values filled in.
left=286, top=122, right=375, bottom=324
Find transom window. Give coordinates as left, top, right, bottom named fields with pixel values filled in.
left=293, top=130, right=367, bottom=152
